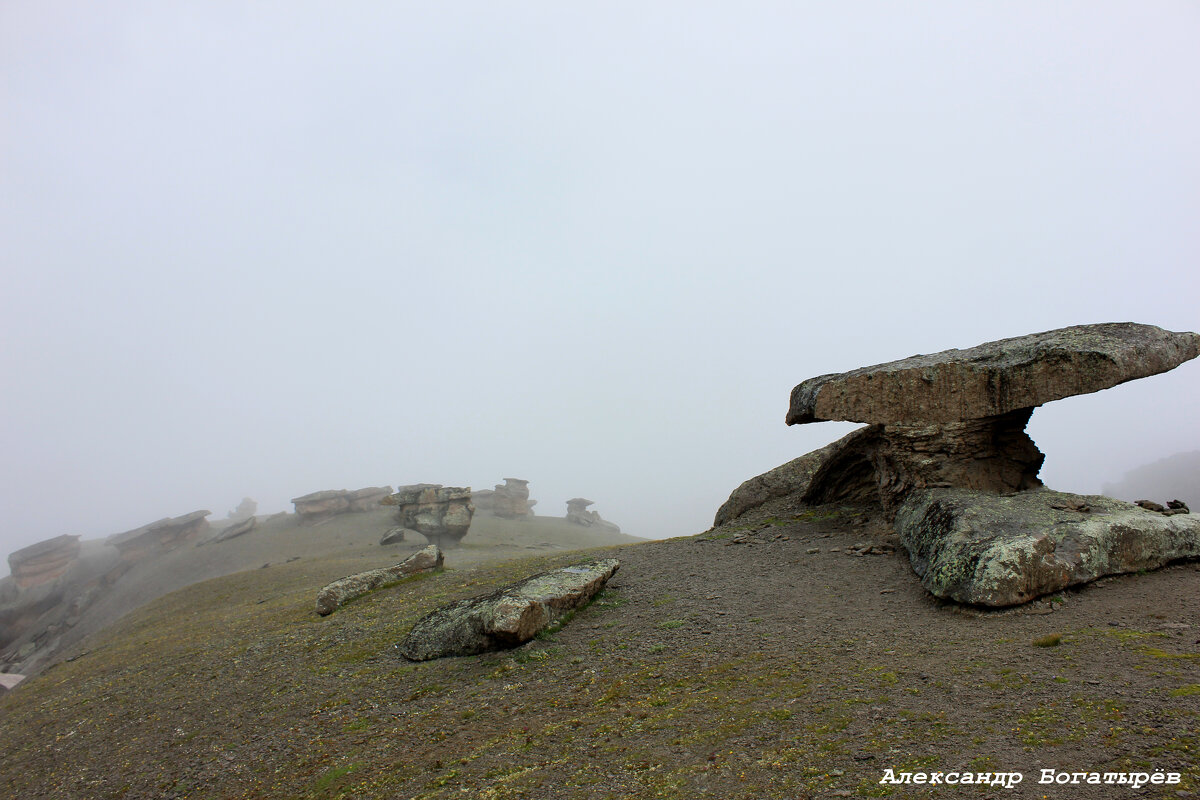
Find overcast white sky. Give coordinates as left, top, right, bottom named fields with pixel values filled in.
left=2, top=2, right=1198, bottom=569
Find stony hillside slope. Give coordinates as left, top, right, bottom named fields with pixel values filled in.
left=0, top=504, right=642, bottom=679
left=1, top=501, right=1197, bottom=800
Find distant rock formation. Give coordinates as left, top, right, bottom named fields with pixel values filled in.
left=8, top=535, right=81, bottom=590
left=106, top=511, right=211, bottom=562
left=315, top=545, right=443, bottom=616
left=565, top=498, right=621, bottom=533
left=0, top=539, right=120, bottom=676
left=398, top=559, right=620, bottom=660
left=472, top=479, right=537, bottom=517
left=470, top=489, right=496, bottom=512
left=201, top=516, right=257, bottom=546
left=1102, top=451, right=1200, bottom=511
left=226, top=497, right=257, bottom=521
left=291, top=486, right=393, bottom=521
left=719, top=322, right=1200, bottom=606
left=491, top=478, right=535, bottom=518
left=383, top=485, right=474, bottom=548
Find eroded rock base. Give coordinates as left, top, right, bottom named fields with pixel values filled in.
left=897, top=488, right=1200, bottom=606
left=399, top=559, right=620, bottom=661
left=715, top=409, right=1044, bottom=525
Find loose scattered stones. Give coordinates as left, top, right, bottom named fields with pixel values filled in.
left=315, top=545, right=443, bottom=616
left=719, top=322, right=1200, bottom=606
left=383, top=485, right=474, bottom=548
left=398, top=559, right=619, bottom=661
left=291, top=486, right=393, bottom=521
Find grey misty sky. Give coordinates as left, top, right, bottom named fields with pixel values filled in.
left=1, top=2, right=1198, bottom=569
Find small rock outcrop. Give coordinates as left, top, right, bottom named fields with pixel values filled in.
left=398, top=559, right=620, bottom=661
left=7, top=535, right=81, bottom=590
left=719, top=322, right=1200, bottom=606
left=380, top=527, right=412, bottom=545
left=202, top=516, right=256, bottom=546
left=0, top=673, right=25, bottom=694
left=106, top=511, right=211, bottom=561
left=226, top=497, right=257, bottom=521
left=383, top=485, right=474, bottom=548
left=491, top=478, right=535, bottom=518
left=315, top=545, right=443, bottom=616
left=291, top=486, right=393, bottom=521
left=565, top=499, right=621, bottom=532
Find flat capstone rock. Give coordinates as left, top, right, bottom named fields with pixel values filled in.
left=787, top=322, right=1200, bottom=425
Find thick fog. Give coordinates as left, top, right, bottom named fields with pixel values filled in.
left=2, top=2, right=1198, bottom=571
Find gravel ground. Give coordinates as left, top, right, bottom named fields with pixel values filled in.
left=1, top=503, right=1198, bottom=799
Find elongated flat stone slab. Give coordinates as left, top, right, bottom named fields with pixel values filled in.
left=315, top=545, right=443, bottom=615
left=897, top=488, right=1200, bottom=606
left=398, top=559, right=619, bottom=661
left=787, top=323, right=1200, bottom=425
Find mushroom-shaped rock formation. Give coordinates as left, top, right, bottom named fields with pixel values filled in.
left=718, top=322, right=1200, bottom=606
left=491, top=478, right=534, bottom=518
left=383, top=484, right=474, bottom=548
left=565, top=498, right=621, bottom=533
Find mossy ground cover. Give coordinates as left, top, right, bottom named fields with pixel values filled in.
left=1, top=510, right=1198, bottom=799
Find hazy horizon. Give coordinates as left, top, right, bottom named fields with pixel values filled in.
left=2, top=2, right=1198, bottom=572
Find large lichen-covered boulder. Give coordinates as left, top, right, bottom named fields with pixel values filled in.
left=315, top=545, right=443, bottom=616
left=897, top=488, right=1200, bottom=606
left=398, top=559, right=619, bottom=661
left=787, top=322, right=1200, bottom=425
